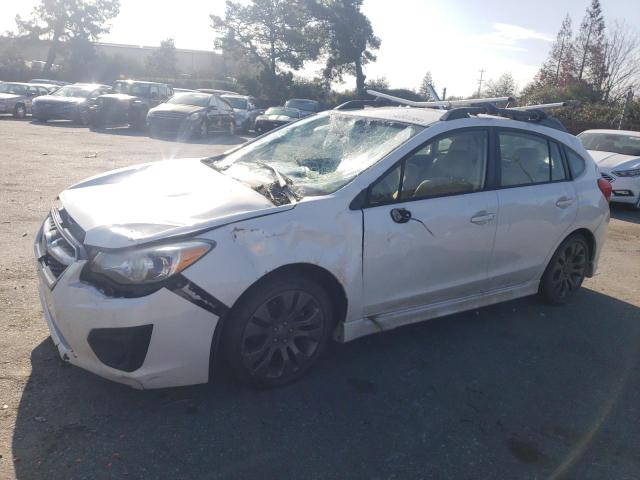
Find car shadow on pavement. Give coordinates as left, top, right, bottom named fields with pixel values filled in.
left=11, top=288, right=640, bottom=479
left=610, top=204, right=640, bottom=225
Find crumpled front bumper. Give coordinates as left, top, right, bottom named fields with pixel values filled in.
left=34, top=220, right=221, bottom=389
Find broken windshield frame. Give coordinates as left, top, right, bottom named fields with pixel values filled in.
left=206, top=111, right=423, bottom=200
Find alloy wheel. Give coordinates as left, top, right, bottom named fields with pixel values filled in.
left=240, top=290, right=324, bottom=381
left=549, top=240, right=587, bottom=300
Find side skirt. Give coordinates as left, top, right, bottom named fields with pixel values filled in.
left=339, top=280, right=540, bottom=343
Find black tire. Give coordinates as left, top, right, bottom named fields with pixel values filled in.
left=539, top=234, right=590, bottom=305
left=74, top=110, right=89, bottom=125
left=13, top=103, right=26, bottom=119
left=222, top=274, right=333, bottom=388
left=130, top=110, right=148, bottom=131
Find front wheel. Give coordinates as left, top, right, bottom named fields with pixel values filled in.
left=539, top=234, right=589, bottom=305
left=222, top=275, right=333, bottom=388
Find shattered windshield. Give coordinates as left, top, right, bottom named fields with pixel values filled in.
left=210, top=112, right=422, bottom=200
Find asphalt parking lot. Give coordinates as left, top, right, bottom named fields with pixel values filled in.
left=1, top=117, right=640, bottom=480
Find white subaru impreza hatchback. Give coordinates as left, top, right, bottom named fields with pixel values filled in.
left=35, top=105, right=610, bottom=389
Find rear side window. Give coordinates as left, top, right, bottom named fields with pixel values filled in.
left=499, top=131, right=567, bottom=186
left=565, top=149, right=586, bottom=178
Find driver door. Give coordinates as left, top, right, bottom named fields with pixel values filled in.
left=361, top=128, right=499, bottom=316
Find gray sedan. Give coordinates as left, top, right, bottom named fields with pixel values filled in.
left=0, top=82, right=49, bottom=118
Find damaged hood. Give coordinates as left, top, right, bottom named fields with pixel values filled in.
left=60, top=158, right=290, bottom=249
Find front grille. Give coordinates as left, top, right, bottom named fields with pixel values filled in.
left=152, top=111, right=187, bottom=119
left=37, top=209, right=85, bottom=284
left=601, top=172, right=615, bottom=183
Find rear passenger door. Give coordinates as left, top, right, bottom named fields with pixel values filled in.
left=487, top=129, right=578, bottom=290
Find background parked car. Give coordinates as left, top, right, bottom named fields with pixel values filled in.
left=147, top=91, right=236, bottom=138
left=0, top=82, right=49, bottom=118
left=88, top=80, right=173, bottom=130
left=32, top=83, right=111, bottom=124
left=254, top=106, right=301, bottom=133
left=284, top=98, right=320, bottom=117
left=29, top=79, right=70, bottom=86
left=221, top=94, right=261, bottom=132
left=579, top=129, right=640, bottom=209
left=197, top=88, right=239, bottom=95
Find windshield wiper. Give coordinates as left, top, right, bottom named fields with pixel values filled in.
left=257, top=162, right=298, bottom=204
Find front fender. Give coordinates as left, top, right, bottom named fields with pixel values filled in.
left=180, top=198, right=364, bottom=325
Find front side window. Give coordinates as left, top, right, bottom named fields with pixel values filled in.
left=499, top=131, right=566, bottom=186
left=212, top=112, right=422, bottom=198
left=367, top=129, right=488, bottom=204
left=402, top=130, right=488, bottom=199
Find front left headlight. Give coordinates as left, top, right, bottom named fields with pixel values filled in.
left=188, top=111, right=203, bottom=120
left=613, top=167, right=640, bottom=177
left=88, top=240, right=212, bottom=285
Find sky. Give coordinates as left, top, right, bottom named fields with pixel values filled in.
left=2, top=0, right=639, bottom=97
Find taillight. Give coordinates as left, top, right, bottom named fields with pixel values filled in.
left=597, top=178, right=612, bottom=203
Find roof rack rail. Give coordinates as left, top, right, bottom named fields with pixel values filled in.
left=366, top=90, right=514, bottom=109
left=441, top=103, right=570, bottom=132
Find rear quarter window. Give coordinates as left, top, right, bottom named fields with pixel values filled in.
left=565, top=149, right=586, bottom=178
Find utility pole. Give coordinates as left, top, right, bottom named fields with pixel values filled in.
left=442, top=87, right=447, bottom=101
left=477, top=69, right=485, bottom=97
left=618, top=90, right=634, bottom=130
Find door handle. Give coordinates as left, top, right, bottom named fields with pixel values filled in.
left=470, top=213, right=495, bottom=225
left=390, top=208, right=412, bottom=224
left=555, top=196, right=575, bottom=208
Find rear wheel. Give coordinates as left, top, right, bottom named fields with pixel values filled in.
left=13, top=104, right=26, bottom=119
left=539, top=234, right=589, bottom=305
left=222, top=275, right=333, bottom=388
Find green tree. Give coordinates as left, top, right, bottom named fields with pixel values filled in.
left=484, top=73, right=517, bottom=98
left=146, top=38, right=178, bottom=79
left=418, top=71, right=436, bottom=100
left=574, top=0, right=606, bottom=84
left=211, top=0, right=321, bottom=78
left=15, top=0, right=120, bottom=75
left=311, top=0, right=380, bottom=96
left=538, top=14, right=576, bottom=86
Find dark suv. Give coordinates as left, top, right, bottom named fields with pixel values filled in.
left=88, top=80, right=173, bottom=129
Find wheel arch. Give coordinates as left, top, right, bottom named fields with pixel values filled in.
left=208, top=262, right=349, bottom=382
left=561, top=227, right=597, bottom=276
left=229, top=263, right=349, bottom=329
